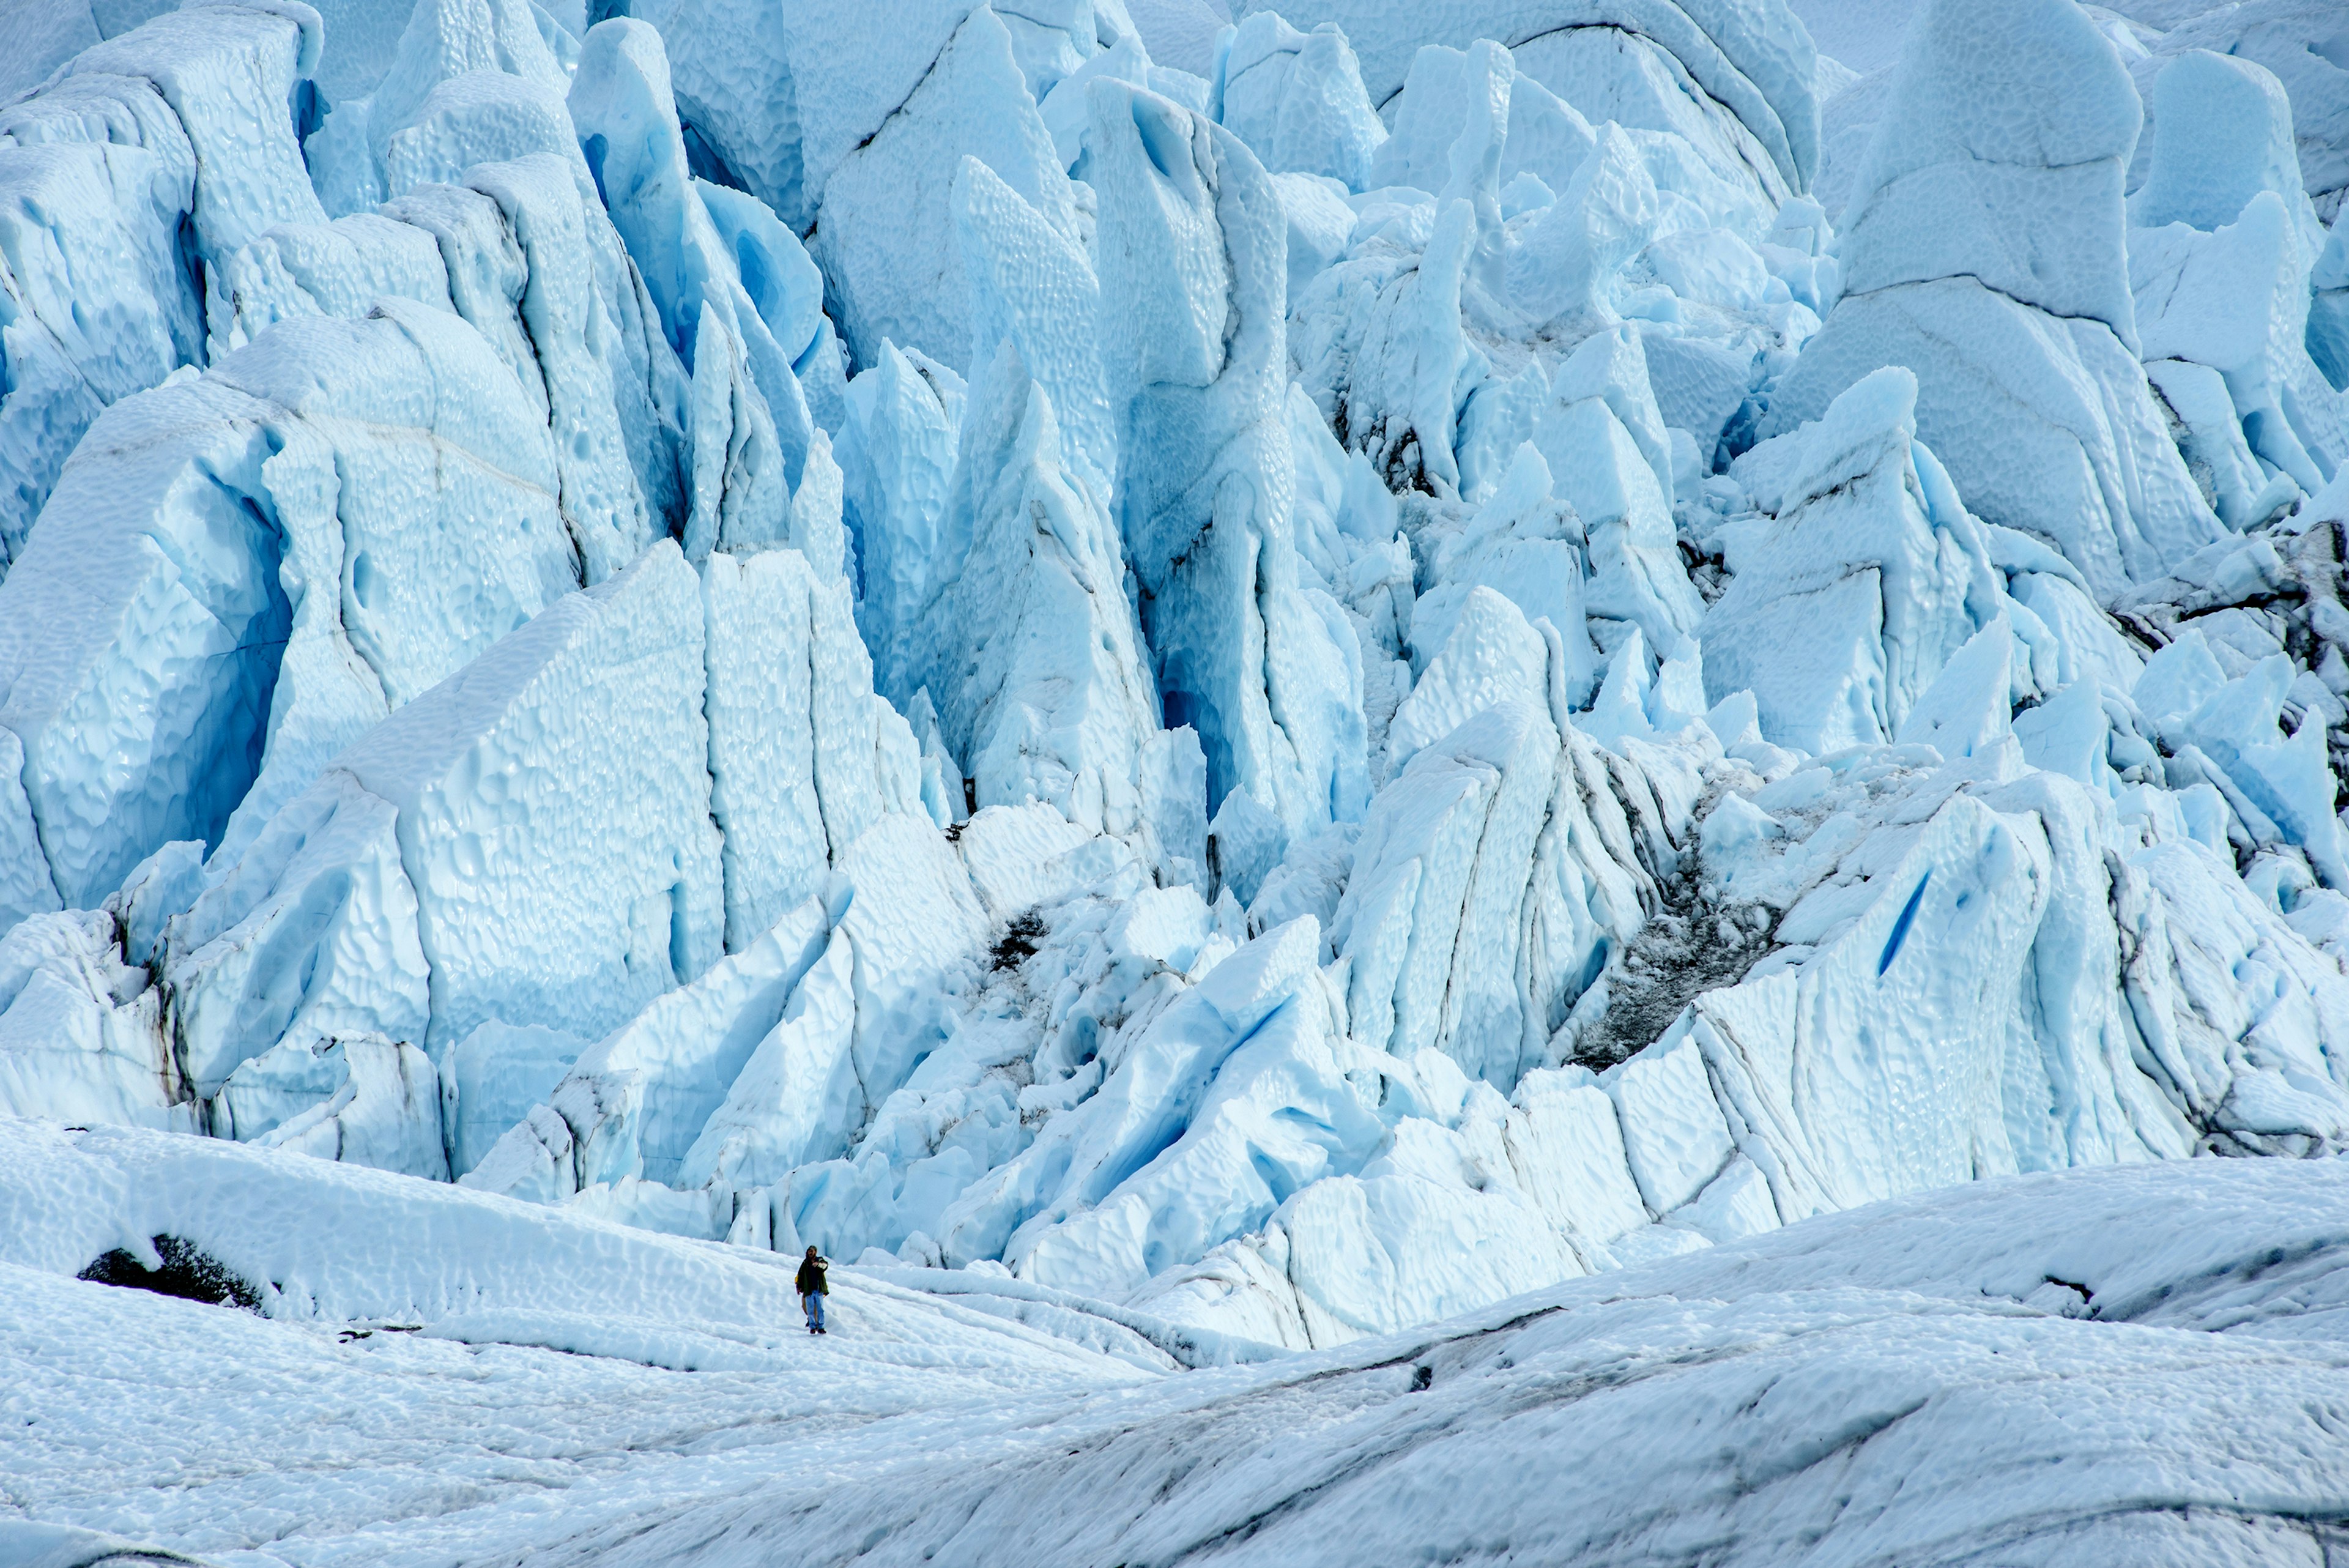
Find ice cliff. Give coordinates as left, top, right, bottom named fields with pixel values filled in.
left=5, top=0, right=2349, bottom=1365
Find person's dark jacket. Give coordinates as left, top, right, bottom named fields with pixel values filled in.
left=796, top=1256, right=828, bottom=1296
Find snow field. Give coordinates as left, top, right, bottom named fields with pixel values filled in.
left=12, top=1134, right=2347, bottom=1566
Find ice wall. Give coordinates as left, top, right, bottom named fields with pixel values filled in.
left=1089, top=79, right=1368, bottom=837
left=0, top=1, right=322, bottom=578
left=812, top=6, right=1085, bottom=376
left=0, top=303, right=574, bottom=927
left=1764, top=0, right=2223, bottom=597
left=5, top=0, right=2349, bottom=1372
left=1252, top=0, right=1819, bottom=202
left=1705, top=368, right=2003, bottom=752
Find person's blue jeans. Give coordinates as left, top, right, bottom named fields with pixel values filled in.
left=803, top=1291, right=826, bottom=1332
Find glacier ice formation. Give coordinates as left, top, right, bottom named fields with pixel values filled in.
left=4, top=0, right=2349, bottom=1550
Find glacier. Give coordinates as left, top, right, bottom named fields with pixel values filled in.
left=11, top=1121, right=2349, bottom=1562
left=4, top=0, right=2349, bottom=1558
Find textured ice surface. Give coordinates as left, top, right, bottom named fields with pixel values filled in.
left=812, top=7, right=1080, bottom=376
left=1838, top=0, right=2141, bottom=335
left=1706, top=366, right=2003, bottom=752
left=7, top=0, right=2349, bottom=1550
left=1766, top=0, right=2225, bottom=596
left=563, top=1157, right=2349, bottom=1568
left=0, top=303, right=576, bottom=921
left=569, top=18, right=823, bottom=542
left=0, top=1, right=318, bottom=576
left=1254, top=0, right=1819, bottom=198
left=15, top=1130, right=2349, bottom=1565
left=1090, top=79, right=1369, bottom=835
left=918, top=342, right=1163, bottom=841
left=2126, top=0, right=2349, bottom=228
left=1217, top=11, right=1387, bottom=190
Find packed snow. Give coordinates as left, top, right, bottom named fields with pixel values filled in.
left=4, top=0, right=2349, bottom=1558
left=9, top=1125, right=2349, bottom=1563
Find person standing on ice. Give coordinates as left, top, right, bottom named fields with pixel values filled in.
left=796, top=1246, right=829, bottom=1334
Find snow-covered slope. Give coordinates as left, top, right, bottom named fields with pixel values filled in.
left=9, top=1127, right=2349, bottom=1564
left=554, top=1154, right=2349, bottom=1567
left=0, top=1119, right=1189, bottom=1563
left=4, top=0, right=2349, bottom=1552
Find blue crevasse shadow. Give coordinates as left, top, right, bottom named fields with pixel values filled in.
left=1878, top=872, right=1932, bottom=978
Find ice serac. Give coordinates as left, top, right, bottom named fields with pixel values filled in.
left=1304, top=192, right=1485, bottom=499
left=480, top=800, right=989, bottom=1234
left=1384, top=586, right=1548, bottom=778
left=306, top=0, right=574, bottom=215
left=642, top=0, right=1125, bottom=237
left=459, top=157, right=675, bottom=579
left=920, top=342, right=1164, bottom=844
left=1837, top=0, right=2137, bottom=337
left=0, top=299, right=581, bottom=931
left=166, top=541, right=721, bottom=1098
left=1505, top=122, right=1658, bottom=333
left=2129, top=48, right=2322, bottom=247
left=1250, top=0, right=1817, bottom=201
left=505, top=899, right=836, bottom=1198
left=1764, top=0, right=2221, bottom=599
left=1687, top=793, right=2052, bottom=1216
left=814, top=6, right=1082, bottom=377
left=0, top=1, right=322, bottom=578
left=1214, top=11, right=1386, bottom=191
left=783, top=1, right=984, bottom=218
left=162, top=499, right=937, bottom=1170
left=623, top=0, right=808, bottom=225
left=840, top=344, right=965, bottom=712
left=1704, top=367, right=2003, bottom=754
left=1534, top=324, right=1704, bottom=652
left=1336, top=699, right=1561, bottom=1088
left=1407, top=447, right=1598, bottom=710
left=755, top=809, right=1020, bottom=1250
left=209, top=302, right=582, bottom=850
left=207, top=212, right=452, bottom=355
left=570, top=18, right=828, bottom=549
left=2126, top=0, right=2349, bottom=228
left=210, top=154, right=675, bottom=585
left=951, top=155, right=1115, bottom=503
left=2164, top=652, right=2349, bottom=891
left=938, top=915, right=1348, bottom=1289
left=1755, top=760, right=2341, bottom=1186
left=677, top=923, right=859, bottom=1198
left=1371, top=40, right=1595, bottom=208
left=66, top=1, right=327, bottom=258
left=1158, top=696, right=2349, bottom=1346
left=409, top=161, right=694, bottom=556
left=2125, top=51, right=2343, bottom=516
left=1015, top=938, right=1391, bottom=1299
left=1335, top=650, right=1687, bottom=1094
left=1089, top=78, right=1368, bottom=836
left=2135, top=196, right=2334, bottom=508
left=2118, top=833, right=2349, bottom=1154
